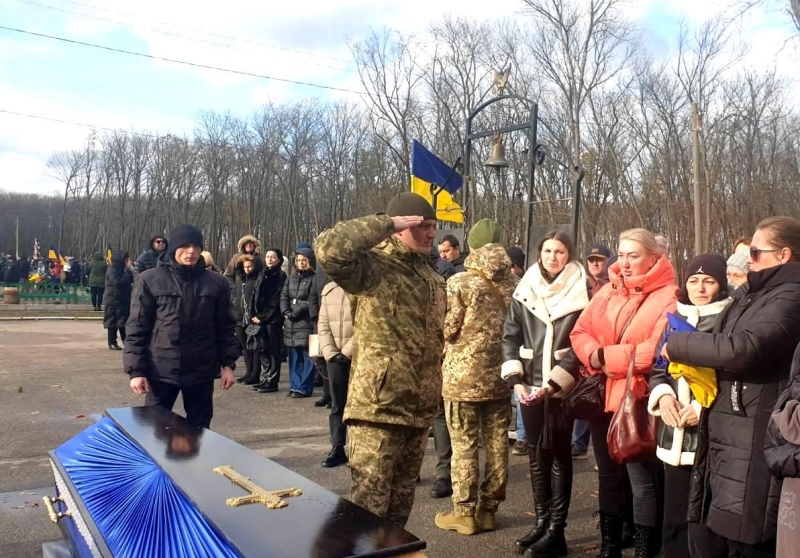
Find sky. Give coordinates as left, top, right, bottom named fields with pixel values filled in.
left=0, top=0, right=796, bottom=196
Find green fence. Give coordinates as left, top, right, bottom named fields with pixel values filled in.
left=0, top=283, right=92, bottom=304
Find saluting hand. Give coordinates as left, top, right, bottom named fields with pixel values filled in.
left=392, top=216, right=425, bottom=231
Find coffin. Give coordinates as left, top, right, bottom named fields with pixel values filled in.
left=45, top=406, right=426, bottom=558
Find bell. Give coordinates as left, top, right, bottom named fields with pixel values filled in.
left=484, top=134, right=509, bottom=172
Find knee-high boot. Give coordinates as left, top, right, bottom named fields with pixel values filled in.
left=515, top=446, right=551, bottom=554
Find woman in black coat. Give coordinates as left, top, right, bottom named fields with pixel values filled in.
left=663, top=217, right=800, bottom=557
left=281, top=248, right=319, bottom=398
left=232, top=254, right=264, bottom=385
left=647, top=254, right=730, bottom=558
left=103, top=250, right=133, bottom=350
left=250, top=248, right=287, bottom=394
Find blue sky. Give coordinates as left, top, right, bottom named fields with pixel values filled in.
left=0, top=0, right=796, bottom=195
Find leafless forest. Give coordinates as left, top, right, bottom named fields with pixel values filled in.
left=1, top=0, right=799, bottom=278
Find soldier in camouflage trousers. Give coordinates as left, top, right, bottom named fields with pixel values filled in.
left=315, top=192, right=446, bottom=528
left=434, top=219, right=520, bottom=536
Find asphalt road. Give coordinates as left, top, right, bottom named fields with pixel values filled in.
left=0, top=321, right=632, bottom=558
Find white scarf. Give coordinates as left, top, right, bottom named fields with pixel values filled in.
left=675, top=298, right=730, bottom=328
left=512, top=261, right=589, bottom=386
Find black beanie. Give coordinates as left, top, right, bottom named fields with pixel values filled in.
left=679, top=254, right=729, bottom=304
left=386, top=192, right=436, bottom=221
left=265, top=247, right=284, bottom=266
left=168, top=224, right=204, bottom=254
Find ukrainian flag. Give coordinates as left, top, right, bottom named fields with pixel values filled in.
left=48, top=243, right=67, bottom=265
left=107, top=243, right=113, bottom=264
left=410, top=140, right=464, bottom=224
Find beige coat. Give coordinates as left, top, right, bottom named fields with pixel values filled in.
left=318, top=282, right=353, bottom=361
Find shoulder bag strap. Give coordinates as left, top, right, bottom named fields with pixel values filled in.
left=468, top=269, right=507, bottom=314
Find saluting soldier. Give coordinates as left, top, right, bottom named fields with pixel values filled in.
left=315, top=192, right=446, bottom=528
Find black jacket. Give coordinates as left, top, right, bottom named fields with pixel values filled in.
left=254, top=264, right=287, bottom=325
left=648, top=299, right=729, bottom=467
left=123, top=253, right=241, bottom=386
left=281, top=249, right=319, bottom=348
left=667, top=263, right=800, bottom=545
left=3, top=260, right=20, bottom=283
left=133, top=236, right=168, bottom=276
left=502, top=299, right=582, bottom=390
left=103, top=251, right=133, bottom=329
left=232, top=257, right=264, bottom=325
left=765, top=343, right=800, bottom=479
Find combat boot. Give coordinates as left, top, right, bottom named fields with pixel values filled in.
left=434, top=512, right=479, bottom=535
left=475, top=507, right=496, bottom=531
left=597, top=512, right=623, bottom=558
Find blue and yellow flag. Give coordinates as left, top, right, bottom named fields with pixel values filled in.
left=107, top=243, right=113, bottom=264
left=48, top=243, right=67, bottom=265
left=411, top=140, right=464, bottom=224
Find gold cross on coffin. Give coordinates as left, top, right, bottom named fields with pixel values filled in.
left=214, top=465, right=302, bottom=509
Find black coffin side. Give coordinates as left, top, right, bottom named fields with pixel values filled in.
left=105, top=406, right=426, bottom=558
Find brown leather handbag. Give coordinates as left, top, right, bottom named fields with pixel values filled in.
left=606, top=347, right=658, bottom=464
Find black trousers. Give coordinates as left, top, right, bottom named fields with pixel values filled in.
left=235, top=325, right=259, bottom=379
left=327, top=358, right=351, bottom=447
left=591, top=412, right=662, bottom=527
left=90, top=287, right=104, bottom=308
left=259, top=323, right=282, bottom=386
left=520, top=399, right=573, bottom=528
left=107, top=326, right=126, bottom=345
left=144, top=379, right=214, bottom=428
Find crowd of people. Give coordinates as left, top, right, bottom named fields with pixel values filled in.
left=109, top=193, right=800, bottom=558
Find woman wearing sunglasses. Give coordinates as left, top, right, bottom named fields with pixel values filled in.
left=662, top=217, right=800, bottom=557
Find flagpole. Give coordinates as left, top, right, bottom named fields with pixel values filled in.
left=15, top=216, right=19, bottom=259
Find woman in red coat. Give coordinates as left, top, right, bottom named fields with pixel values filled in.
left=570, top=228, right=678, bottom=558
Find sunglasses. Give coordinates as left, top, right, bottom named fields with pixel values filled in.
left=749, top=246, right=780, bottom=262
left=154, top=240, right=166, bottom=244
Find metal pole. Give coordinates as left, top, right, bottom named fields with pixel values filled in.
left=16, top=216, right=19, bottom=259
left=571, top=166, right=584, bottom=247
left=523, top=104, right=538, bottom=267
left=691, top=102, right=702, bottom=256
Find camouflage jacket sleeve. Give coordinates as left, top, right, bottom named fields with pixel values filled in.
left=314, top=215, right=395, bottom=295
left=444, top=275, right=467, bottom=343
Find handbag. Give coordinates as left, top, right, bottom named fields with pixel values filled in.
left=563, top=295, right=648, bottom=422
left=308, top=333, right=321, bottom=358
left=606, top=347, right=658, bottom=464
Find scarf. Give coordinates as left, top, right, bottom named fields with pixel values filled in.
left=675, top=298, right=730, bottom=328
left=513, top=261, right=589, bottom=386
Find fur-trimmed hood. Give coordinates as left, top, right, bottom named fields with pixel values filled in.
left=237, top=235, right=261, bottom=254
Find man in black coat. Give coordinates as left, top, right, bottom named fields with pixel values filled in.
left=124, top=224, right=241, bottom=428
left=132, top=235, right=168, bottom=276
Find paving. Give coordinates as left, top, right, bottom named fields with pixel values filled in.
left=0, top=321, right=633, bottom=558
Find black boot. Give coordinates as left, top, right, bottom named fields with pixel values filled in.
left=314, top=396, right=332, bottom=407
left=516, top=444, right=551, bottom=554
left=108, top=343, right=122, bottom=351
left=524, top=525, right=567, bottom=558
left=242, top=374, right=259, bottom=385
left=321, top=445, right=348, bottom=468
left=597, top=513, right=623, bottom=558
left=634, top=525, right=655, bottom=558
left=524, top=434, right=571, bottom=558
left=621, top=521, right=635, bottom=549
left=257, top=383, right=278, bottom=393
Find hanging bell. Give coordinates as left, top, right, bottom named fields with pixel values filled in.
left=484, top=134, right=509, bottom=173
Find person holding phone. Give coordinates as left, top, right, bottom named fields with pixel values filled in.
left=501, top=230, right=589, bottom=558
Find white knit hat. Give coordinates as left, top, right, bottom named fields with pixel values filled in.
left=726, top=251, right=749, bottom=274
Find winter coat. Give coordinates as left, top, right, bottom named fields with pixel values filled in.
left=88, top=252, right=108, bottom=288
left=442, top=244, right=519, bottom=402
left=280, top=248, right=318, bottom=348
left=318, top=282, right=354, bottom=361
left=103, top=251, right=133, bottom=329
left=3, top=260, right=20, bottom=283
left=18, top=259, right=31, bottom=281
left=451, top=253, right=467, bottom=273
left=223, top=235, right=264, bottom=280
left=667, top=262, right=800, bottom=545
left=232, top=256, right=264, bottom=325
left=123, top=253, right=241, bottom=386
left=315, top=215, right=446, bottom=429
left=502, top=261, right=588, bottom=396
left=647, top=298, right=730, bottom=467
left=133, top=236, right=168, bottom=276
left=570, top=255, right=678, bottom=413
left=765, top=357, right=800, bottom=557
left=253, top=264, right=286, bottom=326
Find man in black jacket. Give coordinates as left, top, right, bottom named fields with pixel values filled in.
left=132, top=235, right=168, bottom=276
left=124, top=224, right=241, bottom=428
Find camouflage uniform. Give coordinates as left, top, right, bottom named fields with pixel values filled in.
left=315, top=214, right=446, bottom=528
left=441, top=244, right=519, bottom=517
